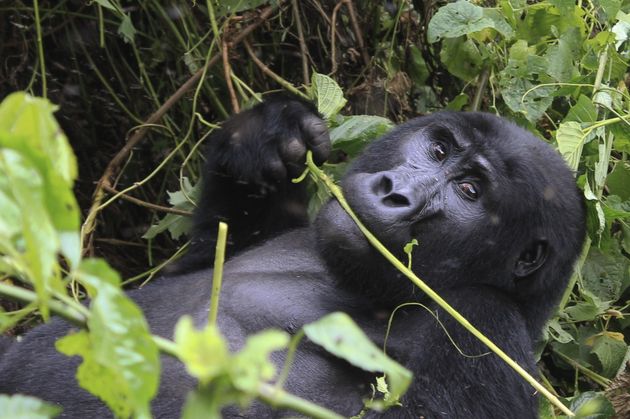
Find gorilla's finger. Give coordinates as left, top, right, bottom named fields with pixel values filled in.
left=280, top=137, right=306, bottom=164
left=264, top=157, right=287, bottom=181
left=310, top=139, right=332, bottom=166
left=301, top=115, right=331, bottom=164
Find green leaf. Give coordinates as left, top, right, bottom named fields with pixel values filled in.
left=230, top=329, right=289, bottom=394
left=0, top=301, right=37, bottom=334
left=0, top=92, right=77, bottom=186
left=564, top=95, right=598, bottom=124
left=174, top=316, right=229, bottom=383
left=408, top=45, right=430, bottom=85
left=565, top=302, right=603, bottom=322
left=538, top=396, right=558, bottom=419
left=593, top=0, right=622, bottom=24
left=547, top=318, right=574, bottom=344
left=329, top=115, right=393, bottom=156
left=556, top=121, right=586, bottom=171
left=0, top=149, right=59, bottom=319
left=549, top=0, right=575, bottom=15
left=427, top=1, right=512, bottom=43
left=590, top=334, right=628, bottom=378
left=143, top=178, right=198, bottom=240
left=545, top=37, right=578, bottom=82
left=0, top=394, right=61, bottom=419
left=568, top=391, right=615, bottom=418
left=0, top=93, right=81, bottom=311
left=606, top=162, right=630, bottom=200
left=439, top=37, right=484, bottom=82
left=445, top=93, right=469, bottom=111
left=500, top=77, right=554, bottom=123
left=582, top=248, right=629, bottom=302
left=117, top=15, right=136, bottom=44
left=309, top=73, right=347, bottom=119
left=303, top=312, right=412, bottom=408
left=57, top=260, right=160, bottom=418
left=93, top=0, right=117, bottom=11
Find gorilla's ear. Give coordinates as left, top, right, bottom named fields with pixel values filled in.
left=514, top=240, right=548, bottom=278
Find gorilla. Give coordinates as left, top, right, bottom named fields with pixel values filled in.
left=0, top=96, right=585, bottom=418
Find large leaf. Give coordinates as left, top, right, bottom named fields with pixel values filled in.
left=0, top=92, right=80, bottom=278
left=568, top=391, right=615, bottom=418
left=590, top=334, right=628, bottom=378
left=582, top=248, right=630, bottom=302
left=303, top=312, right=411, bottom=408
left=556, top=121, right=586, bottom=171
left=309, top=73, right=347, bottom=119
left=57, top=260, right=160, bottom=418
left=427, top=1, right=513, bottom=43
left=330, top=115, right=393, bottom=156
left=439, top=37, right=484, bottom=82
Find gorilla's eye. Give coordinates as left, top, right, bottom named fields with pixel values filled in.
left=458, top=182, right=479, bottom=199
left=432, top=142, right=448, bottom=161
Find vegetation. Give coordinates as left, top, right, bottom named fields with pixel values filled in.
left=0, top=0, right=629, bottom=417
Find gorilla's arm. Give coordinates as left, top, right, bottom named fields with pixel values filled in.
left=175, top=96, right=330, bottom=273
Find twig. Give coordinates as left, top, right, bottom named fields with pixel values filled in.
left=82, top=4, right=279, bottom=256
left=33, top=0, right=46, bottom=98
left=330, top=1, right=344, bottom=75
left=343, top=0, right=370, bottom=67
left=303, top=151, right=575, bottom=417
left=291, top=0, right=309, bottom=85
left=243, top=39, right=309, bottom=100
left=222, top=39, right=240, bottom=113
left=471, top=68, right=489, bottom=112
left=101, top=184, right=192, bottom=216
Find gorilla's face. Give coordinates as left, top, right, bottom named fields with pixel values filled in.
left=316, top=112, right=584, bottom=306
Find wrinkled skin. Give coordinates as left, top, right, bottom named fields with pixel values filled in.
left=0, top=97, right=585, bottom=418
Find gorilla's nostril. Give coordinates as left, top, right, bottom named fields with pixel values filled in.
left=374, top=176, right=393, bottom=195
left=382, top=193, right=411, bottom=207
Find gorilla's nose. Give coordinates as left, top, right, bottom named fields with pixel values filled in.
left=368, top=172, right=428, bottom=220
left=374, top=175, right=412, bottom=207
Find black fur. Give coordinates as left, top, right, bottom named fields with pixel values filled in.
left=0, top=97, right=585, bottom=418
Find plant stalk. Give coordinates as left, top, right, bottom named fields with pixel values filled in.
left=209, top=222, right=228, bottom=326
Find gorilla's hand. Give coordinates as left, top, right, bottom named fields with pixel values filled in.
left=177, top=96, right=331, bottom=274
left=215, top=96, right=331, bottom=189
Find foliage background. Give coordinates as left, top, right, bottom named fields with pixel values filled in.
left=1, top=0, right=630, bottom=417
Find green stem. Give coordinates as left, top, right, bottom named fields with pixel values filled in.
left=33, top=0, right=47, bottom=98
left=275, top=329, right=305, bottom=389
left=304, top=151, right=575, bottom=417
left=97, top=5, right=105, bottom=48
left=209, top=222, right=228, bottom=326
left=0, top=283, right=85, bottom=326
left=0, top=282, right=182, bottom=360
left=257, top=383, right=344, bottom=419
